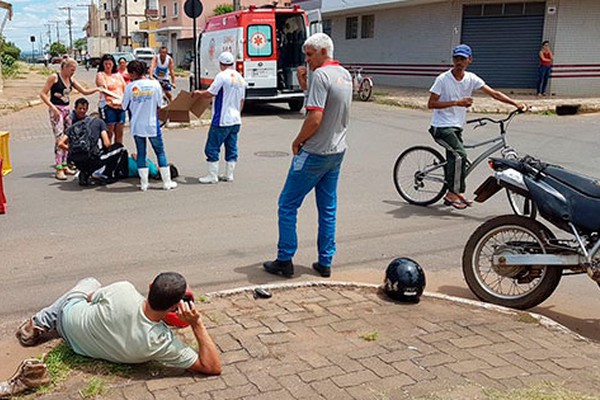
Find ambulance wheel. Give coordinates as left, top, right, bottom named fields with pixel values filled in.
left=288, top=99, right=303, bottom=112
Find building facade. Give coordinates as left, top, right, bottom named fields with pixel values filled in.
left=99, top=0, right=147, bottom=50
left=294, top=0, right=600, bottom=96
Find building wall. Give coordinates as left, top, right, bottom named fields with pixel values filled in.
left=326, top=2, right=455, bottom=88
left=551, top=0, right=600, bottom=96
left=324, top=0, right=600, bottom=96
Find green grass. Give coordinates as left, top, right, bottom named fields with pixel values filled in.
left=359, top=331, right=379, bottom=341
left=42, top=342, right=134, bottom=386
left=78, top=377, right=106, bottom=398
left=484, top=382, right=600, bottom=400
left=514, top=312, right=540, bottom=324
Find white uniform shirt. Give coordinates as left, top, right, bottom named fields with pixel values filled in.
left=208, top=68, right=246, bottom=127
left=122, top=78, right=163, bottom=137
left=429, top=70, right=485, bottom=128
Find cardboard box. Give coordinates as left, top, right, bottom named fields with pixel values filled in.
left=158, top=90, right=211, bottom=123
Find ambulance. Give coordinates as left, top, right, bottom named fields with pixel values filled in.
left=194, top=5, right=321, bottom=111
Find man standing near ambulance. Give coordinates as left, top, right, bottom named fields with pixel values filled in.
left=193, top=51, right=246, bottom=184
left=263, top=33, right=353, bottom=279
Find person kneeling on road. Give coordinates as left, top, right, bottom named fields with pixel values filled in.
left=16, top=272, right=222, bottom=376
left=58, top=98, right=128, bottom=186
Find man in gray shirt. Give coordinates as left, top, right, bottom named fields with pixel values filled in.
left=263, top=33, right=352, bottom=278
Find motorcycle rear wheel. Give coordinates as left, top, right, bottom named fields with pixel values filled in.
left=462, top=215, right=562, bottom=309
left=506, top=189, right=537, bottom=218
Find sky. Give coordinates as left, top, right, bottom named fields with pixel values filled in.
left=3, top=0, right=90, bottom=54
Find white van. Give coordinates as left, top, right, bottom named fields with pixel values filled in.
left=192, top=5, right=321, bottom=111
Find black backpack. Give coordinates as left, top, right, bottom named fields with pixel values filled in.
left=67, top=119, right=100, bottom=165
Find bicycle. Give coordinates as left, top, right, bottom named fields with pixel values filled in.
left=349, top=67, right=373, bottom=102
left=392, top=108, right=535, bottom=217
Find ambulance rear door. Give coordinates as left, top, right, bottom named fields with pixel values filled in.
left=244, top=22, right=277, bottom=91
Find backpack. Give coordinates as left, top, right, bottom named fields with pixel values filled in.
left=67, top=119, right=100, bottom=166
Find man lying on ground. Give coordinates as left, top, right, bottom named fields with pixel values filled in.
left=16, top=272, right=222, bottom=375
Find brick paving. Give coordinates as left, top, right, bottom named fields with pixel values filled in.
left=33, top=283, right=600, bottom=400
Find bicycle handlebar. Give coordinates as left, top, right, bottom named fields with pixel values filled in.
left=466, top=107, right=525, bottom=126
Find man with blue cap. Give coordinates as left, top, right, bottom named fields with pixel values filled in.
left=427, top=44, right=526, bottom=210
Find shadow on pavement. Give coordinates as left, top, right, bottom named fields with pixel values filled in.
left=242, top=103, right=305, bottom=120
left=234, top=262, right=322, bottom=285
left=383, top=200, right=490, bottom=223
left=533, top=304, right=600, bottom=342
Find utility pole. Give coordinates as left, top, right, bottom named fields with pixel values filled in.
left=49, top=20, right=61, bottom=43
left=59, top=6, right=74, bottom=54
left=233, top=0, right=241, bottom=11
left=44, top=23, right=52, bottom=44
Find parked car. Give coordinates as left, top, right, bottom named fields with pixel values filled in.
left=133, top=47, right=156, bottom=66
left=111, top=52, right=135, bottom=64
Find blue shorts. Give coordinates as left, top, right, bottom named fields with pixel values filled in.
left=100, top=106, right=126, bottom=125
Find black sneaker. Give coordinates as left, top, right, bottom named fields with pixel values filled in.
left=263, top=259, right=294, bottom=277
left=312, top=262, right=331, bottom=278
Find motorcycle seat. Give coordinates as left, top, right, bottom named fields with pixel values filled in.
left=544, top=166, right=600, bottom=198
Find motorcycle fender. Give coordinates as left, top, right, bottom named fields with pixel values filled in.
left=473, top=176, right=502, bottom=203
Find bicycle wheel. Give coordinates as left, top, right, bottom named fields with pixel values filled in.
left=358, top=79, right=373, bottom=102
left=393, top=146, right=447, bottom=206
left=506, top=189, right=537, bottom=218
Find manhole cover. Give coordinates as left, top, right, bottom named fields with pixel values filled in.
left=254, top=151, right=289, bottom=158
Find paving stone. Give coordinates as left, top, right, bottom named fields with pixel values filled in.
left=221, top=349, right=251, bottom=365
left=497, top=352, right=546, bottom=374
left=414, top=352, right=456, bottom=368
left=310, top=379, right=350, bottom=400
left=481, top=365, right=529, bottom=379
left=347, top=344, right=388, bottom=360
left=267, top=360, right=312, bottom=377
left=299, top=365, right=346, bottom=383
left=179, top=377, right=227, bottom=395
left=211, top=382, right=260, bottom=400
left=553, top=356, right=597, bottom=369
left=260, top=318, right=289, bottom=333
left=244, top=389, right=296, bottom=400
left=392, top=360, right=434, bottom=382
left=447, top=358, right=492, bottom=374
left=216, top=333, right=243, bottom=352
left=121, top=382, right=157, bottom=400
left=146, top=376, right=195, bottom=391
left=466, top=347, right=510, bottom=367
left=299, top=352, right=333, bottom=369
left=430, top=340, right=473, bottom=361
left=329, top=318, right=368, bottom=333
left=449, top=335, right=493, bottom=349
left=246, top=371, right=282, bottom=392
left=152, top=388, right=184, bottom=399
left=325, top=353, right=364, bottom=373
left=331, top=369, right=379, bottom=388
left=277, top=374, right=321, bottom=399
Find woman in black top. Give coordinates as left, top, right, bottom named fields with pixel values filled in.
left=40, top=58, right=100, bottom=180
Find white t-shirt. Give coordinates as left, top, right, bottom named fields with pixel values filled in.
left=429, top=70, right=485, bottom=128
left=122, top=78, right=163, bottom=137
left=61, top=282, right=198, bottom=369
left=208, top=68, right=246, bottom=127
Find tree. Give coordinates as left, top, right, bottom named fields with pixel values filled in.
left=213, top=4, right=233, bottom=15
left=0, top=35, right=20, bottom=60
left=73, top=38, right=87, bottom=51
left=49, top=42, right=67, bottom=57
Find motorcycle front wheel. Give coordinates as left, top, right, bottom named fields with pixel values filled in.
left=462, top=215, right=562, bottom=309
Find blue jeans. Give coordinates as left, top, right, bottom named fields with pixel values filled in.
left=33, top=278, right=101, bottom=340
left=277, top=150, right=345, bottom=267
left=537, top=65, right=552, bottom=94
left=205, top=124, right=240, bottom=162
left=134, top=134, right=168, bottom=168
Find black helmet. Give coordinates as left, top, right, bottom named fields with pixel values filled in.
left=383, top=258, right=426, bottom=302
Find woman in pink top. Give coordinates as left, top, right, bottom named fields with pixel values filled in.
left=537, top=41, right=554, bottom=97
left=117, top=57, right=132, bottom=85
left=96, top=54, right=127, bottom=143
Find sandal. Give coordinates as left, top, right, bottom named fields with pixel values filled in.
left=458, top=195, right=473, bottom=207
left=443, top=197, right=468, bottom=210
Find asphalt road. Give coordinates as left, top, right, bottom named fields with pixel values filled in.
left=1, top=73, right=599, bottom=344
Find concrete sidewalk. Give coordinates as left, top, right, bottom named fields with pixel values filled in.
left=33, top=283, right=600, bottom=400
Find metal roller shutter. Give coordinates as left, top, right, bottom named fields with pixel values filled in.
left=462, top=14, right=544, bottom=89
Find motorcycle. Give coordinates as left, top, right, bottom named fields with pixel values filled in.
left=462, top=155, right=600, bottom=309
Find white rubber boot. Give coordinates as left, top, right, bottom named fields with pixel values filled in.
left=199, top=162, right=219, bottom=184
left=138, top=168, right=149, bottom=192
left=219, top=161, right=236, bottom=182
left=160, top=166, right=178, bottom=190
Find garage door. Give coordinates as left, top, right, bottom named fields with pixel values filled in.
left=461, top=2, right=545, bottom=89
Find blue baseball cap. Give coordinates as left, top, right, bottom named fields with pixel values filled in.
left=453, top=44, right=472, bottom=58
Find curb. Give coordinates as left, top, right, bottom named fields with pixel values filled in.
left=204, top=280, right=590, bottom=342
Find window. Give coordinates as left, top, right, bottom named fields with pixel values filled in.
left=103, top=2, right=107, bottom=10
left=104, top=23, right=108, bottom=31
left=247, top=25, right=272, bottom=57
left=161, top=5, right=167, bottom=19
left=322, top=19, right=332, bottom=37
left=361, top=15, right=374, bottom=38
left=345, top=16, right=358, bottom=39
left=463, top=2, right=545, bottom=17
left=173, top=2, right=178, bottom=17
